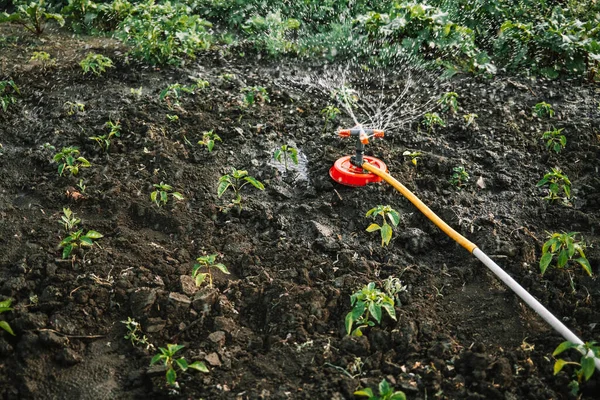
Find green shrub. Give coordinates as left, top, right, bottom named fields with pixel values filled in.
left=0, top=0, right=64, bottom=35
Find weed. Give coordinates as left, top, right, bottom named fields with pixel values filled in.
left=122, top=317, right=154, bottom=350
left=402, top=150, right=421, bottom=167
left=221, top=73, right=235, bottom=81
left=365, top=205, right=400, bottom=247
left=533, top=101, right=555, bottom=118
left=150, top=182, right=184, bottom=207
left=0, top=80, right=20, bottom=112
left=345, top=282, right=396, bottom=336
left=542, top=127, right=566, bottom=153
left=439, top=91, right=459, bottom=114
left=192, top=254, right=230, bottom=287
left=449, top=166, right=469, bottom=189
left=0, top=298, right=15, bottom=336
left=198, top=130, right=221, bottom=152
left=553, top=341, right=599, bottom=395
left=90, top=120, right=121, bottom=152
left=0, top=0, right=64, bottom=35
left=30, top=51, right=56, bottom=69
left=320, top=105, right=340, bottom=134
left=166, top=114, right=179, bottom=123
left=241, top=86, right=269, bottom=107
left=540, top=232, right=592, bottom=276
left=241, top=11, right=300, bottom=56
left=536, top=168, right=571, bottom=204
left=217, top=168, right=264, bottom=210
left=150, top=344, right=208, bottom=387
left=59, top=229, right=103, bottom=259
left=463, top=113, right=478, bottom=127
left=273, top=144, right=298, bottom=171
left=77, top=179, right=86, bottom=193
left=421, top=112, right=445, bottom=134
left=383, top=276, right=407, bottom=303
left=130, top=87, right=143, bottom=98
left=63, top=101, right=85, bottom=116
left=60, top=207, right=80, bottom=232
left=160, top=81, right=206, bottom=109
left=355, top=379, right=406, bottom=400
left=80, top=53, right=114, bottom=76
left=53, top=147, right=91, bottom=176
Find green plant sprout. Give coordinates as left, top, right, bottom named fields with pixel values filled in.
left=542, top=127, right=566, bottom=153
left=159, top=82, right=205, bottom=109
left=273, top=144, right=298, bottom=171
left=217, top=168, right=264, bottom=210
left=463, top=113, right=478, bottom=127
left=536, top=168, right=571, bottom=204
left=192, top=254, right=230, bottom=287
left=345, top=282, right=396, bottom=336
left=53, top=147, right=91, bottom=176
left=402, top=150, right=421, bottom=167
left=365, top=205, right=400, bottom=247
left=59, top=229, right=103, bottom=259
left=533, top=101, right=555, bottom=118
left=0, top=0, right=64, bottom=35
left=0, top=80, right=20, bottom=112
left=77, top=179, right=86, bottom=193
left=438, top=91, right=459, bottom=114
left=63, top=101, right=85, bottom=115
left=60, top=208, right=80, bottom=232
left=221, top=73, right=235, bottom=81
left=166, top=114, right=179, bottom=122
left=553, top=341, right=599, bottom=395
left=150, top=182, right=184, bottom=207
left=89, top=120, right=121, bottom=152
left=331, top=86, right=358, bottom=109
left=130, top=87, right=143, bottom=98
left=80, top=53, right=114, bottom=76
left=122, top=317, right=154, bottom=350
left=354, top=379, right=406, bottom=400
left=540, top=232, right=592, bottom=276
left=421, top=112, right=445, bottom=134
left=30, top=51, right=55, bottom=69
left=321, top=105, right=340, bottom=134
left=241, top=86, right=270, bottom=107
left=198, top=130, right=221, bottom=152
left=0, top=298, right=15, bottom=336
left=383, top=276, right=407, bottom=303
left=449, top=166, right=469, bottom=188
left=150, top=344, right=208, bottom=387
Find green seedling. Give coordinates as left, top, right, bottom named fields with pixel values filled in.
left=542, top=127, right=566, bottom=153
left=321, top=105, right=340, bottom=134
left=449, top=166, right=469, bottom=189
left=192, top=254, right=230, bottom=287
left=553, top=341, right=599, bottom=395
left=383, top=276, right=407, bottom=303
left=463, top=113, right=478, bottom=127
left=540, top=232, right=592, bottom=276
left=60, top=207, right=80, bottom=232
left=166, top=114, right=179, bottom=122
left=59, top=229, right=103, bottom=259
left=0, top=80, right=20, bottom=112
left=30, top=51, right=55, bottom=69
left=198, top=130, right=221, bottom=152
left=345, top=282, right=396, bottom=336
left=0, top=298, right=15, bottom=336
left=402, top=150, right=421, bottom=167
left=273, top=144, right=298, bottom=171
left=150, top=344, right=208, bottom=387
left=122, top=317, right=154, bottom=350
left=221, top=73, right=235, bottom=81
left=150, top=182, right=184, bottom=207
left=130, top=87, right=143, bottom=98
left=421, top=112, right=445, bottom=134
left=90, top=120, right=121, bottom=152
left=77, top=179, right=86, bottom=193
left=355, top=379, right=407, bottom=400
left=439, top=91, right=459, bottom=114
left=332, top=86, right=358, bottom=109
left=533, top=101, right=555, bottom=118
left=365, top=205, right=400, bottom=247
left=217, top=168, right=264, bottom=210
left=241, top=86, right=270, bottom=107
left=0, top=0, right=64, bottom=35
left=536, top=167, right=571, bottom=204
left=80, top=53, right=114, bottom=76
left=63, top=101, right=85, bottom=116
left=53, top=147, right=91, bottom=176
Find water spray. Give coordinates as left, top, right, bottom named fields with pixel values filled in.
left=332, top=127, right=600, bottom=371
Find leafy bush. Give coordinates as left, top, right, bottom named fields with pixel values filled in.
left=0, top=0, right=64, bottom=35
left=345, top=282, right=396, bottom=336
left=61, top=0, right=133, bottom=33
left=540, top=232, right=592, bottom=276
left=242, top=11, right=300, bottom=56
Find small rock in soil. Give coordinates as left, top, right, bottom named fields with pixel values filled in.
left=56, top=348, right=82, bottom=366
left=205, top=352, right=221, bottom=367
left=208, top=330, right=226, bottom=347
left=13, top=312, right=48, bottom=332
left=129, top=287, right=157, bottom=315
left=179, top=275, right=197, bottom=296
left=144, top=317, right=166, bottom=333
left=0, top=336, right=13, bottom=355
left=39, top=330, right=68, bottom=347
left=340, top=335, right=370, bottom=357
left=50, top=314, right=77, bottom=335
left=398, top=228, right=432, bottom=254
left=213, top=316, right=236, bottom=334
left=192, top=287, right=219, bottom=313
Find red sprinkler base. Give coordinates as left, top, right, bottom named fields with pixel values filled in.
left=329, top=155, right=387, bottom=187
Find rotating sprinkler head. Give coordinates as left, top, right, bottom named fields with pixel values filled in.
left=329, top=125, right=387, bottom=187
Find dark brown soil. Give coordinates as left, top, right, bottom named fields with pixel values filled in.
left=1, top=25, right=599, bottom=400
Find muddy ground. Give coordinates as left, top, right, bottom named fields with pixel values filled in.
left=0, top=25, right=599, bottom=399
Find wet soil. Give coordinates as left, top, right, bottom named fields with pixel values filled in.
left=0, top=25, right=599, bottom=399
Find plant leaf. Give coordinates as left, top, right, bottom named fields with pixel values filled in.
left=214, top=263, right=230, bottom=274
left=175, top=357, right=188, bottom=371
left=574, top=258, right=592, bottom=276
left=171, top=192, right=184, bottom=200
left=582, top=356, right=595, bottom=381
left=0, top=321, right=15, bottom=336
left=85, top=230, right=103, bottom=239
left=188, top=361, right=209, bottom=372
left=217, top=180, right=230, bottom=198
left=150, top=354, right=163, bottom=365
left=557, top=249, right=568, bottom=268
left=381, top=223, right=393, bottom=246
left=166, top=367, right=177, bottom=386
left=353, top=388, right=374, bottom=397
left=244, top=176, right=264, bottom=190
left=539, top=252, right=553, bottom=275
left=553, top=341, right=578, bottom=356
left=381, top=301, right=397, bottom=320
left=366, top=223, right=381, bottom=232
left=553, top=359, right=567, bottom=375
left=369, top=302, right=382, bottom=323
left=387, top=210, right=400, bottom=226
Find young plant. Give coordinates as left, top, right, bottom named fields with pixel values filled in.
left=30, top=51, right=56, bottom=69
left=540, top=232, right=592, bottom=276
left=355, top=379, right=406, bottom=400
left=345, top=282, right=396, bottom=336
left=553, top=341, right=599, bottom=395
left=421, top=112, right=445, bottom=134
left=59, top=229, right=103, bottom=259
left=542, top=127, right=566, bottom=153
left=122, top=317, right=154, bottom=350
left=198, top=130, right=221, bottom=152
left=449, top=166, right=469, bottom=189
left=53, top=147, right=91, bottom=176
left=0, top=298, right=15, bottom=336
left=150, top=344, right=208, bottom=387
left=463, top=113, right=478, bottom=127
left=0, top=0, right=65, bottom=35
left=536, top=168, right=571, bottom=204
left=533, top=101, right=555, bottom=118
left=59, top=207, right=80, bottom=232
left=241, top=86, right=270, bottom=107
left=166, top=114, right=179, bottom=122
left=217, top=168, right=265, bottom=209
left=402, top=150, right=421, bottom=167
left=159, top=82, right=202, bottom=109
left=0, top=80, right=20, bottom=112
left=63, top=101, right=85, bottom=116
left=192, top=254, right=230, bottom=287
left=273, top=144, right=298, bottom=171
left=80, top=53, right=114, bottom=76
left=89, top=120, right=121, bottom=152
left=365, top=205, right=400, bottom=247
left=438, top=91, right=459, bottom=114
left=321, top=105, right=340, bottom=134
left=150, top=182, right=184, bottom=207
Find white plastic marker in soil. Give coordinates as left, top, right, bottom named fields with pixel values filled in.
left=362, top=162, right=600, bottom=372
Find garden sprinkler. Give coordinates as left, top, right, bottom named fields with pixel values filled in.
left=330, top=128, right=600, bottom=371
